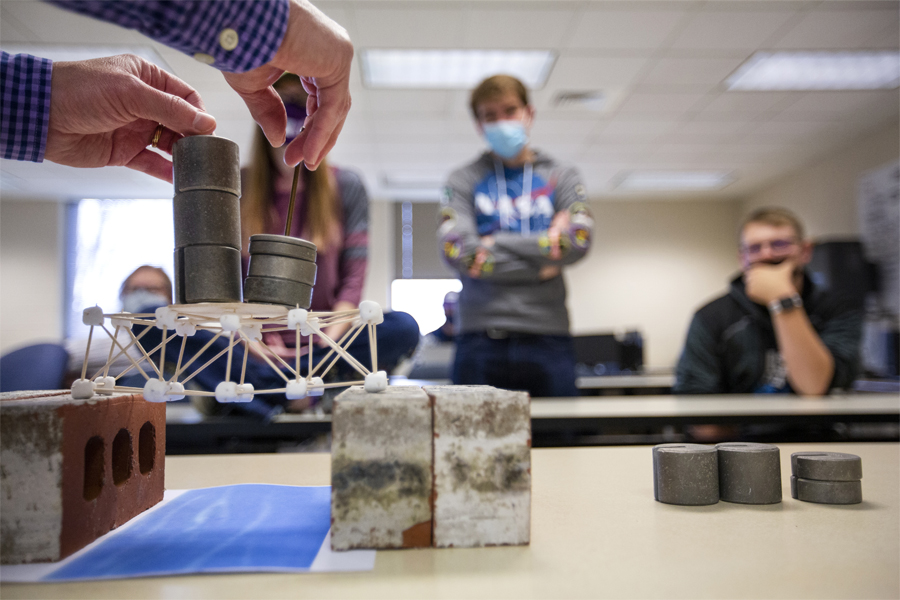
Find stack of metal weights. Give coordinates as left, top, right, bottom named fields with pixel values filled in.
left=172, top=136, right=243, bottom=304
left=244, top=234, right=317, bottom=308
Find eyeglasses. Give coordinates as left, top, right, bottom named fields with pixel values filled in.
left=740, top=238, right=797, bottom=256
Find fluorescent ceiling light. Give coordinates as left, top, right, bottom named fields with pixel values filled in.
left=361, top=49, right=555, bottom=89
left=1, top=44, right=171, bottom=71
left=614, top=171, right=735, bottom=192
left=726, top=51, right=900, bottom=91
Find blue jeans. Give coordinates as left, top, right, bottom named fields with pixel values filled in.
left=453, top=332, right=578, bottom=397
left=132, top=309, right=420, bottom=418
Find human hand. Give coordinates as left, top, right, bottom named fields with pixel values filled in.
left=744, top=260, right=797, bottom=305
left=547, top=211, right=571, bottom=260
left=539, top=265, right=561, bottom=281
left=258, top=331, right=297, bottom=360
left=46, top=54, right=216, bottom=182
left=222, top=0, right=352, bottom=170
left=468, top=247, right=491, bottom=278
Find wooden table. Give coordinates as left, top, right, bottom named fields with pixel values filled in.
left=3, top=443, right=898, bottom=599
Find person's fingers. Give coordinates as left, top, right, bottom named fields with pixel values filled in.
left=152, top=127, right=182, bottom=155
left=125, top=148, right=174, bottom=183
left=136, top=56, right=209, bottom=112
left=232, top=87, right=287, bottom=147
left=282, top=78, right=350, bottom=168
left=125, top=79, right=217, bottom=136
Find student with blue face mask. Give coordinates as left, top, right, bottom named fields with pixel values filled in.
left=438, top=75, right=595, bottom=398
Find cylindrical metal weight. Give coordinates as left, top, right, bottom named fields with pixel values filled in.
left=652, top=444, right=719, bottom=506
left=716, top=442, right=782, bottom=504
left=248, top=234, right=317, bottom=262
left=243, top=276, right=313, bottom=308
left=791, top=452, right=862, bottom=482
left=791, top=476, right=862, bottom=504
left=247, top=254, right=317, bottom=285
left=173, top=135, right=241, bottom=196
left=175, top=245, right=243, bottom=303
left=173, top=190, right=241, bottom=249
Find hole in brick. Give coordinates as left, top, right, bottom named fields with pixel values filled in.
left=139, top=422, right=155, bottom=475
left=83, top=436, right=105, bottom=501
left=112, top=429, right=133, bottom=485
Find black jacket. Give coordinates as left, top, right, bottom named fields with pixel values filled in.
left=674, top=273, right=863, bottom=394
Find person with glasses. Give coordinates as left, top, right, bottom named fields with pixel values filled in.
left=674, top=207, right=862, bottom=396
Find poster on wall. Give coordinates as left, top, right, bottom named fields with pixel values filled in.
left=858, top=160, right=900, bottom=317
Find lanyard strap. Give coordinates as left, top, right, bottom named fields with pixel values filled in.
left=493, top=158, right=534, bottom=234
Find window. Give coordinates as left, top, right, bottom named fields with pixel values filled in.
left=391, top=279, right=461, bottom=336
left=66, top=199, right=174, bottom=339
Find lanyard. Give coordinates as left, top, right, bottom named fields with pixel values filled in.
left=493, top=158, right=533, bottom=235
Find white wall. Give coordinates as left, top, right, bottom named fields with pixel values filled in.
left=0, top=200, right=65, bottom=353
left=566, top=200, right=742, bottom=369
left=362, top=201, right=394, bottom=308
left=741, top=120, right=900, bottom=238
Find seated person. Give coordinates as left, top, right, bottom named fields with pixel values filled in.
left=66, top=265, right=172, bottom=381
left=426, top=291, right=459, bottom=344
left=674, top=207, right=862, bottom=396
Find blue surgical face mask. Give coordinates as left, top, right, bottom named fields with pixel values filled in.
left=482, top=120, right=529, bottom=160
left=121, top=290, right=169, bottom=314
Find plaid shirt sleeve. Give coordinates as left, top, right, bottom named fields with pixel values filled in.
left=48, top=0, right=289, bottom=73
left=1, top=52, right=53, bottom=162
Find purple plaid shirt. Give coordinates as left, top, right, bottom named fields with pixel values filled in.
left=1, top=0, right=289, bottom=163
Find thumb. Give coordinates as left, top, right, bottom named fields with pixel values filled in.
left=127, top=79, right=217, bottom=135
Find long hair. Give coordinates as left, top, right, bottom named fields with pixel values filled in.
left=240, top=80, right=340, bottom=253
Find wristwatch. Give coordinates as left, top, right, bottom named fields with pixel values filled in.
left=768, top=293, right=803, bottom=315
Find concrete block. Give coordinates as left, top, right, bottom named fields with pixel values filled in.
left=791, top=452, right=862, bottom=482
left=331, top=386, right=433, bottom=550
left=0, top=392, right=165, bottom=564
left=716, top=442, right=782, bottom=504
left=791, top=476, right=862, bottom=505
left=426, top=385, right=531, bottom=548
left=653, top=444, right=719, bottom=506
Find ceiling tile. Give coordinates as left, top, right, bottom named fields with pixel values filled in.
left=352, top=8, right=465, bottom=48
left=669, top=7, right=799, bottom=50
left=547, top=55, right=651, bottom=89
left=772, top=90, right=899, bottom=119
left=363, top=90, right=452, bottom=115
left=638, top=56, right=747, bottom=89
left=772, top=8, right=900, bottom=49
left=614, top=91, right=709, bottom=115
left=3, top=0, right=142, bottom=44
left=462, top=7, right=575, bottom=49
left=696, top=91, right=800, bottom=117
left=566, top=7, right=690, bottom=49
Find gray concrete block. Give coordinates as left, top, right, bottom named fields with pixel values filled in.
left=791, top=476, right=862, bottom=505
left=426, top=385, right=531, bottom=548
left=331, top=386, right=433, bottom=550
left=716, top=442, right=782, bottom=504
left=653, top=444, right=719, bottom=506
left=791, top=452, right=862, bottom=482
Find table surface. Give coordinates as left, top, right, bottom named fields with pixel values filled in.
left=577, top=374, right=675, bottom=388
left=3, top=443, right=898, bottom=599
left=530, top=392, right=900, bottom=419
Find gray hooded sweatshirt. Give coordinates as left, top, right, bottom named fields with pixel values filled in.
left=439, top=150, right=593, bottom=336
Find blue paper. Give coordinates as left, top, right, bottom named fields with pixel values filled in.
left=46, top=484, right=332, bottom=580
